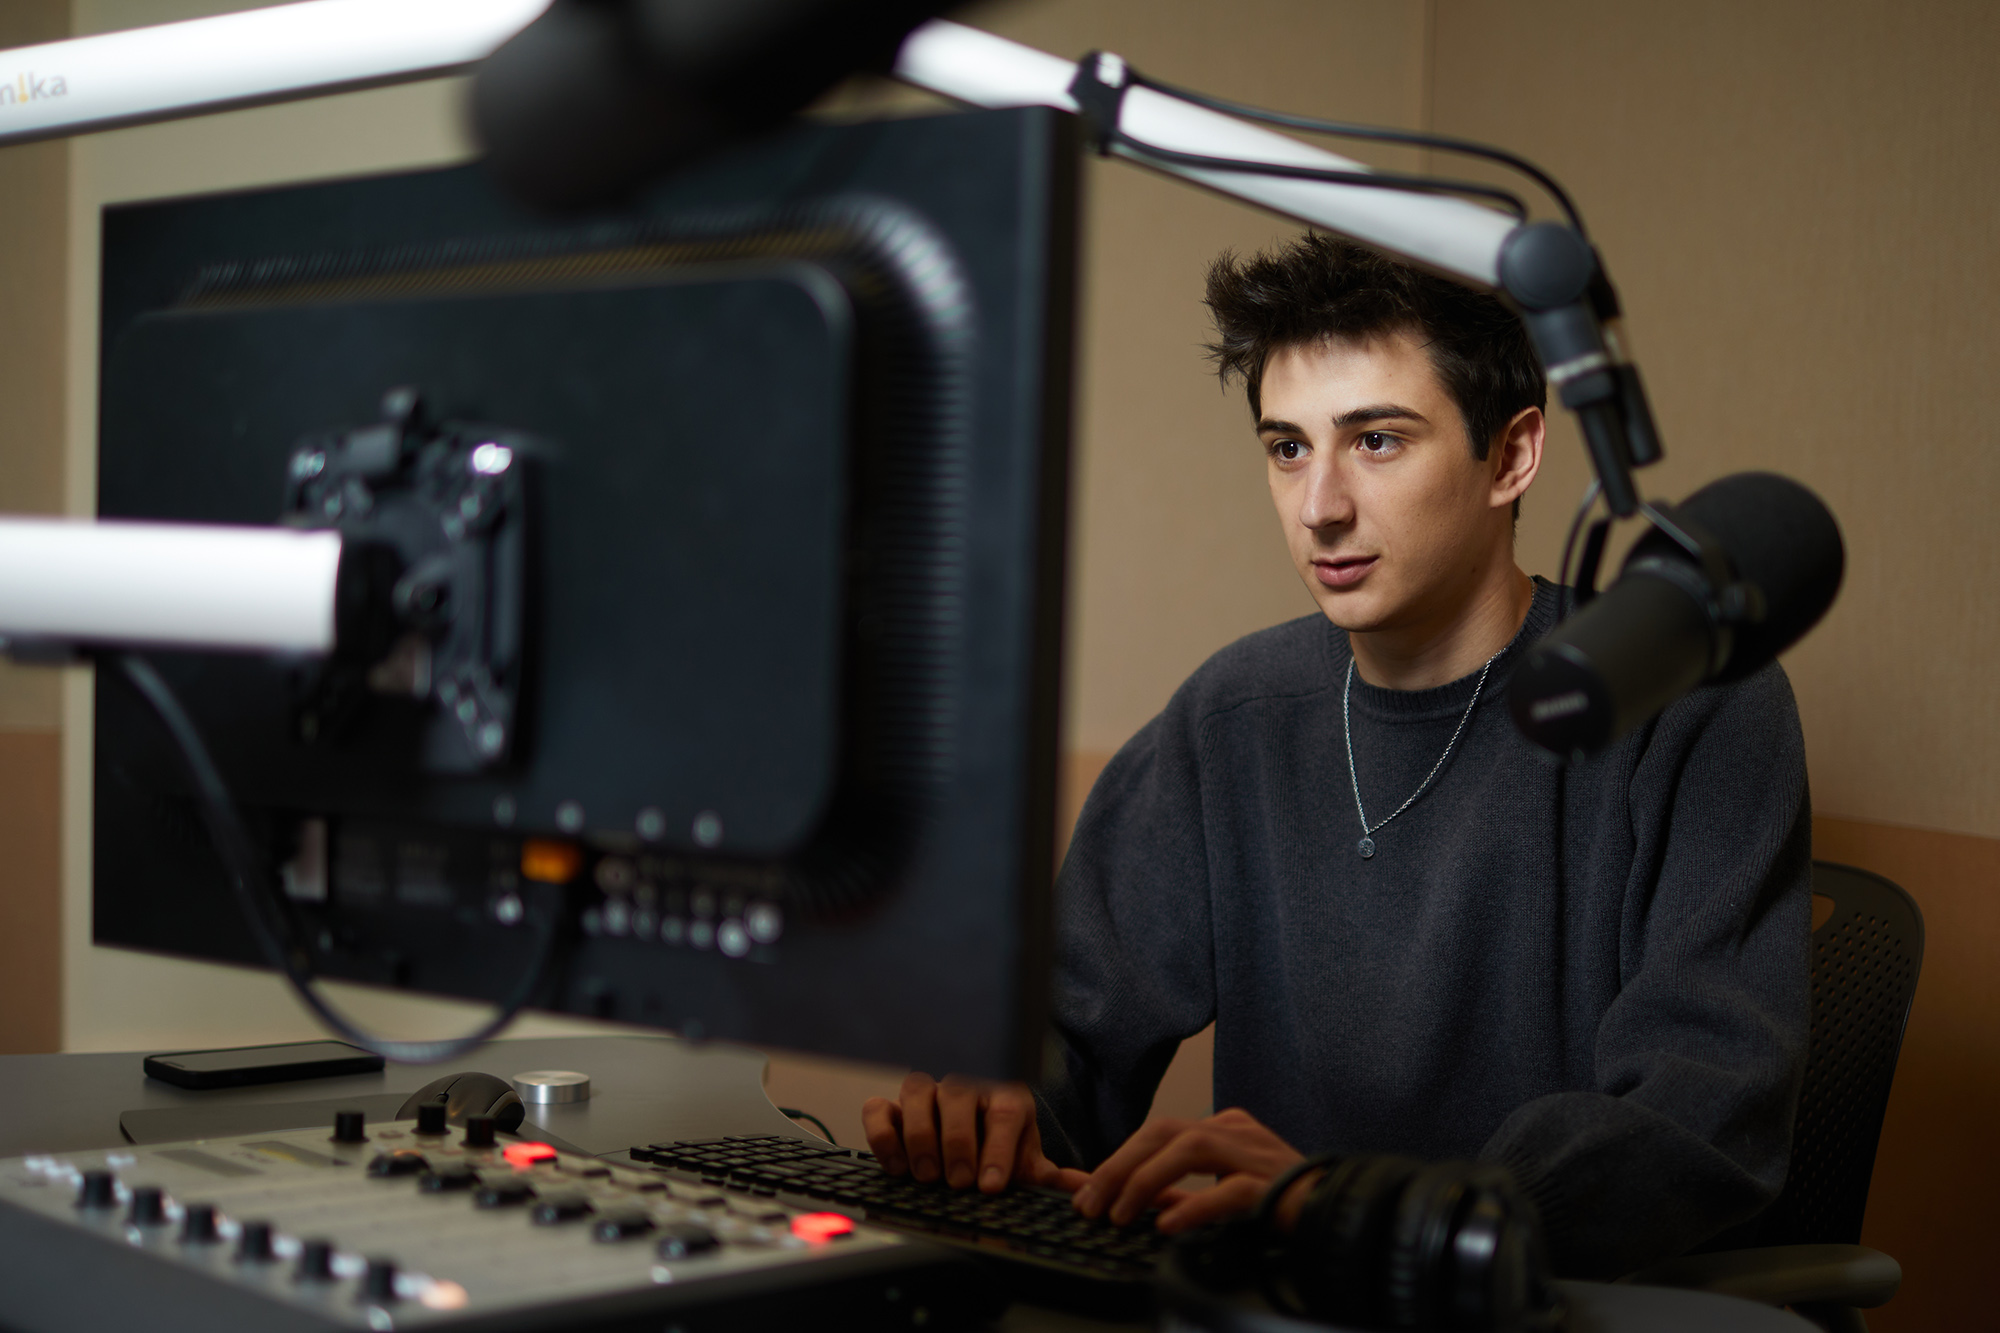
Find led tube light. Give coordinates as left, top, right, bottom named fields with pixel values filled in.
left=0, top=0, right=548, bottom=147
left=0, top=518, right=342, bottom=655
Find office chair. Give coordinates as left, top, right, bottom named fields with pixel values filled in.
left=1625, top=861, right=1924, bottom=1333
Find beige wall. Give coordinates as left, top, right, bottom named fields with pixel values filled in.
left=0, top=0, right=70, bottom=1053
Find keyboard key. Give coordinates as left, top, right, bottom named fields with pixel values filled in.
left=651, top=1135, right=1167, bottom=1303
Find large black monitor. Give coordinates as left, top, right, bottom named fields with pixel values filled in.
left=91, top=106, right=1079, bottom=1079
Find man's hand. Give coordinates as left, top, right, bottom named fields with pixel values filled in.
left=1072, top=1107, right=1314, bottom=1234
left=862, top=1073, right=1090, bottom=1194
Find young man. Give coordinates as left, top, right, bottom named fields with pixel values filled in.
left=863, top=234, right=1810, bottom=1279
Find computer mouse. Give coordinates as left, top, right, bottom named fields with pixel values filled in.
left=396, top=1071, right=526, bottom=1133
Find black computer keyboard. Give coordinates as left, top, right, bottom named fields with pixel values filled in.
left=627, top=1135, right=1166, bottom=1315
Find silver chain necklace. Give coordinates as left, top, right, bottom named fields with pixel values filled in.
left=1342, top=650, right=1498, bottom=859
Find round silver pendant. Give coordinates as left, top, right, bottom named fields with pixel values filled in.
left=1357, top=836, right=1376, bottom=859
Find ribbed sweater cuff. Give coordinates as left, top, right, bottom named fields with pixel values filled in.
left=1492, top=1144, right=1575, bottom=1267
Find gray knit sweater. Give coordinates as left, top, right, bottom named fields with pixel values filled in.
left=1039, top=578, right=1810, bottom=1278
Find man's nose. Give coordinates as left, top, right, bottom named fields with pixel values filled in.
left=1297, top=458, right=1354, bottom=531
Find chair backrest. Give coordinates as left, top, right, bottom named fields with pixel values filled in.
left=1756, top=860, right=1924, bottom=1246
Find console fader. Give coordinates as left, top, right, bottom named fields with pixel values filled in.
left=0, top=1109, right=998, bottom=1332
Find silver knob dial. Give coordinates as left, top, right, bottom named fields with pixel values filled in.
left=511, top=1070, right=590, bottom=1104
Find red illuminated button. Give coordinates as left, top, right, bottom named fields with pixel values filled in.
left=502, top=1142, right=558, bottom=1169
left=790, top=1212, right=855, bottom=1243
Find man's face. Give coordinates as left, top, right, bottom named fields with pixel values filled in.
left=1260, top=332, right=1511, bottom=634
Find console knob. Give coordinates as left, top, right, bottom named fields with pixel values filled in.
left=419, top=1164, right=480, bottom=1193
left=363, top=1258, right=399, bottom=1303
left=592, top=1208, right=657, bottom=1242
left=298, top=1238, right=337, bottom=1281
left=473, top=1179, right=536, bottom=1209
left=463, top=1114, right=497, bottom=1149
left=181, top=1203, right=220, bottom=1243
left=512, top=1070, right=590, bottom=1104
left=529, top=1192, right=594, bottom=1225
left=367, top=1150, right=430, bottom=1178
left=333, top=1110, right=368, bottom=1144
left=75, top=1170, right=116, bottom=1210
left=655, top=1220, right=720, bottom=1258
left=237, top=1220, right=276, bottom=1262
left=128, top=1186, right=166, bottom=1227
left=414, top=1103, right=448, bottom=1136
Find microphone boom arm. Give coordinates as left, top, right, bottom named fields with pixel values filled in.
left=893, top=20, right=1662, bottom=512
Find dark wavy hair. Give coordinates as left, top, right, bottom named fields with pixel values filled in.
left=1203, top=233, right=1545, bottom=462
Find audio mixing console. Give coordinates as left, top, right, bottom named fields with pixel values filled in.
left=0, top=1110, right=999, bottom=1332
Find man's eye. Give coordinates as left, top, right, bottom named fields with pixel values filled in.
left=1358, top=432, right=1398, bottom=453
left=1270, top=439, right=1305, bottom=461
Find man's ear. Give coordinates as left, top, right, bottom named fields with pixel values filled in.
left=1490, top=406, right=1543, bottom=511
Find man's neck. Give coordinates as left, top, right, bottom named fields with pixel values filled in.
left=1348, top=563, right=1535, bottom=691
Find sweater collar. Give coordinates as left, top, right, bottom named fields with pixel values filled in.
left=1333, top=576, right=1560, bottom=721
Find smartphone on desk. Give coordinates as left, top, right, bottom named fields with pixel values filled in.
left=143, top=1040, right=385, bottom=1090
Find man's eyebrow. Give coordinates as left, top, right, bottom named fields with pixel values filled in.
left=1254, top=406, right=1431, bottom=435
left=1331, top=404, right=1429, bottom=429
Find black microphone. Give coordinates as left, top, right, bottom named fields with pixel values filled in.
left=1509, top=471, right=1843, bottom=756
left=470, top=0, right=956, bottom=213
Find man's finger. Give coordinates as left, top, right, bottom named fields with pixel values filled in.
left=897, top=1073, right=944, bottom=1183
left=976, top=1090, right=1034, bottom=1193
left=1071, top=1118, right=1191, bottom=1218
left=934, top=1076, right=985, bottom=1189
left=861, top=1096, right=907, bottom=1174
left=1017, top=1119, right=1049, bottom=1181
left=1107, top=1125, right=1285, bottom=1225
left=1019, top=1125, right=1089, bottom=1192
left=1105, top=1130, right=1222, bottom=1225
left=1156, top=1174, right=1267, bottom=1234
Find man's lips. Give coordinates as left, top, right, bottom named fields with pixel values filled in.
left=1313, top=556, right=1377, bottom=589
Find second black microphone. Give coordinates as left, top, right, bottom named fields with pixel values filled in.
left=1509, top=471, right=1844, bottom=757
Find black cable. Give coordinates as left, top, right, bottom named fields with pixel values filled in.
left=1122, top=69, right=1587, bottom=234
left=778, top=1107, right=837, bottom=1145
left=1111, top=135, right=1532, bottom=222
left=1556, top=479, right=1603, bottom=619
left=111, top=653, right=570, bottom=1064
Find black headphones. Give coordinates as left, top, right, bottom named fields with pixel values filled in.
left=1158, top=1154, right=1565, bottom=1332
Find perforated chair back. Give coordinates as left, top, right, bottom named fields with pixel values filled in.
left=1756, top=861, right=1923, bottom=1246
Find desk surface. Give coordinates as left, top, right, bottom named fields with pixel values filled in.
left=0, top=1037, right=1812, bottom=1333
left=0, top=1035, right=798, bottom=1160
